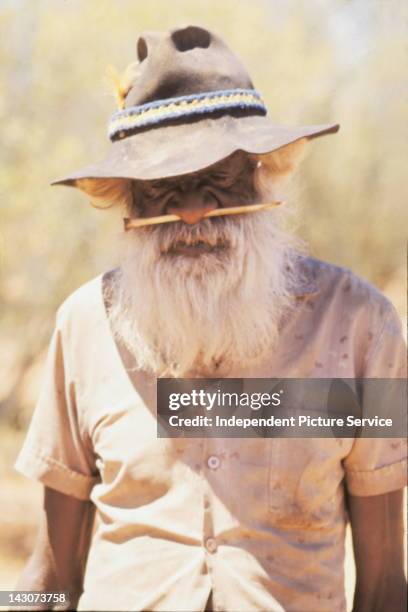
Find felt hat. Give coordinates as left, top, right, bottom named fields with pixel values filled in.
left=52, top=25, right=339, bottom=188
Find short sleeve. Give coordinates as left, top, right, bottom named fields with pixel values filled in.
left=344, top=301, right=407, bottom=496
left=14, top=309, right=99, bottom=500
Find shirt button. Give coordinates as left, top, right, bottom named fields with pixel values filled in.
left=205, top=537, right=218, bottom=553
left=207, top=455, right=221, bottom=470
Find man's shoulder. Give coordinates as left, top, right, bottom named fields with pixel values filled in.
left=55, top=269, right=116, bottom=328
left=296, top=255, right=392, bottom=311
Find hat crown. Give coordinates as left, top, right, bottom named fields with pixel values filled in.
left=124, top=25, right=254, bottom=108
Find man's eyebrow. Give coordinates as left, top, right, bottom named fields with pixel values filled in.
left=138, top=177, right=175, bottom=189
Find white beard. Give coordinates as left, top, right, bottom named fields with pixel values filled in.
left=108, top=207, right=301, bottom=377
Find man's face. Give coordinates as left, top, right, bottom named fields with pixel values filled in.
left=131, top=151, right=257, bottom=257
left=111, top=150, right=296, bottom=377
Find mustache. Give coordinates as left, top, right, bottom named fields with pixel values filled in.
left=138, top=215, right=244, bottom=253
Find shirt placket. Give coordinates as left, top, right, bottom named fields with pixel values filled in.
left=199, top=436, right=228, bottom=612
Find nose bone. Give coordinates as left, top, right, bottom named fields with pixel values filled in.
left=167, top=193, right=217, bottom=225
left=176, top=206, right=214, bottom=225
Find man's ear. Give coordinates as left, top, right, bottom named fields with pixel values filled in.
left=74, top=177, right=132, bottom=209
left=254, top=137, right=308, bottom=186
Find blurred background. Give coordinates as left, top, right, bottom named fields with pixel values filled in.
left=0, top=0, right=406, bottom=608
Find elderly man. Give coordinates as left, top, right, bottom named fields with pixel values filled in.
left=16, top=26, right=406, bottom=612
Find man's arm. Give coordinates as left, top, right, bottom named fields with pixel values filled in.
left=16, top=486, right=95, bottom=610
left=348, top=489, right=407, bottom=612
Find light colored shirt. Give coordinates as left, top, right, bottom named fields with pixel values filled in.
left=15, top=257, right=407, bottom=612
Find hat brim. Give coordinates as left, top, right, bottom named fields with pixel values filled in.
left=51, top=114, right=339, bottom=185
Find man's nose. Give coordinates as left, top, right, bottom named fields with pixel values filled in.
left=166, top=191, right=217, bottom=225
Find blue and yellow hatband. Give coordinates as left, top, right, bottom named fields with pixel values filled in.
left=108, top=88, right=267, bottom=141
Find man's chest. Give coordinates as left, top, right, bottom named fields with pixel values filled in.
left=71, top=276, right=365, bottom=530
left=82, top=374, right=352, bottom=531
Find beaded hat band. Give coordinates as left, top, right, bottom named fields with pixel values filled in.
left=108, top=88, right=267, bottom=141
